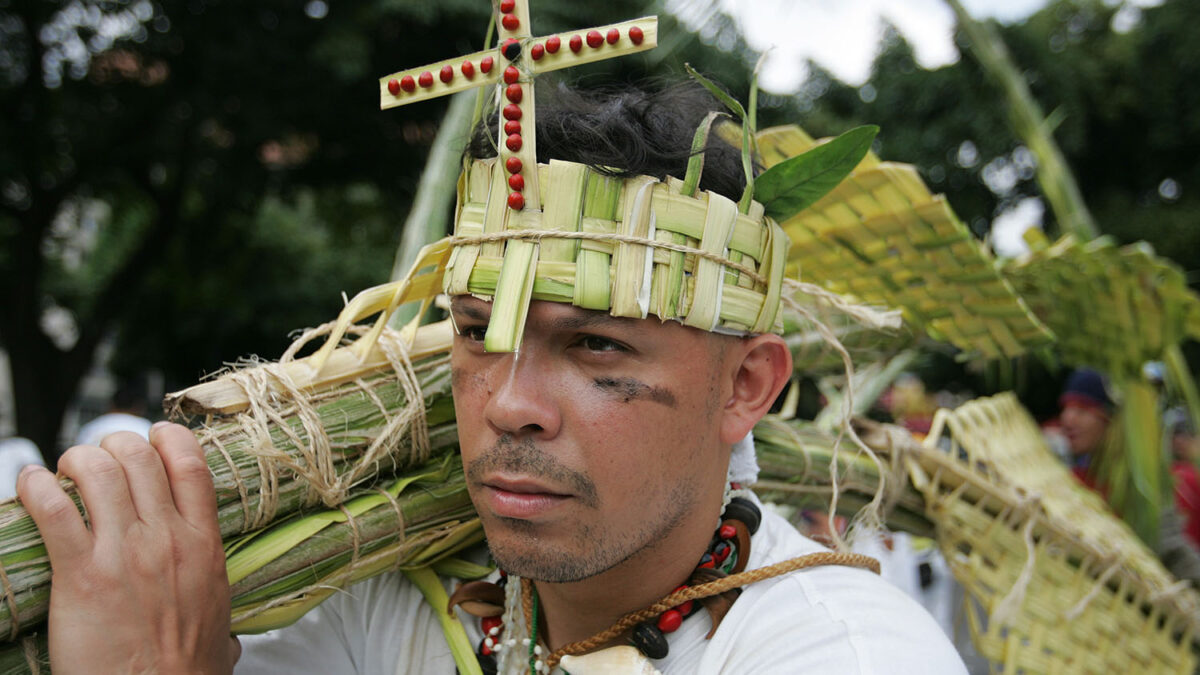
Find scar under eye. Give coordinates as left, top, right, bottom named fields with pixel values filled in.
left=592, top=377, right=678, bottom=407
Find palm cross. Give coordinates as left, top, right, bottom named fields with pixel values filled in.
left=377, top=0, right=658, bottom=212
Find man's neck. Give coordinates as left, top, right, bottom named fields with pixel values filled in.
left=531, top=517, right=714, bottom=652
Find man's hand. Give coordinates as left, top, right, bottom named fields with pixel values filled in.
left=17, top=423, right=240, bottom=674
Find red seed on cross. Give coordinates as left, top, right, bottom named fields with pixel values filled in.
left=530, top=43, right=544, bottom=60
left=546, top=36, right=561, bottom=53
left=480, top=56, right=494, bottom=73
left=505, top=133, right=522, bottom=151
left=586, top=30, right=603, bottom=48
left=461, top=60, right=475, bottom=78
left=629, top=26, right=644, bottom=45
left=606, top=28, right=619, bottom=44
left=440, top=65, right=454, bottom=83
left=503, top=66, right=520, bottom=84
left=508, top=174, right=525, bottom=191
left=505, top=84, right=523, bottom=103
left=569, top=35, right=582, bottom=52
left=503, top=104, right=522, bottom=120
left=505, top=156, right=523, bottom=174
left=507, top=192, right=525, bottom=210
left=400, top=75, right=416, bottom=92
left=387, top=79, right=400, bottom=95
left=499, top=0, right=515, bottom=12
left=418, top=71, right=433, bottom=88
left=501, top=13, right=519, bottom=31
left=504, top=120, right=521, bottom=135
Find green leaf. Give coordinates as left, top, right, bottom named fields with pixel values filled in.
left=684, top=63, right=756, bottom=212
left=684, top=63, right=746, bottom=121
left=681, top=111, right=728, bottom=197
left=755, top=125, right=879, bottom=222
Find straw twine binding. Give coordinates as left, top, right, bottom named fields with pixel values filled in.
left=0, top=558, right=19, bottom=642
left=194, top=323, right=432, bottom=531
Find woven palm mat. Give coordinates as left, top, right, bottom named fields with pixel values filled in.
left=895, top=392, right=1200, bottom=673
left=756, top=125, right=1054, bottom=362
left=1001, top=234, right=1200, bottom=380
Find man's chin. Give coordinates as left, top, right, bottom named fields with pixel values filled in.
left=486, top=536, right=601, bottom=583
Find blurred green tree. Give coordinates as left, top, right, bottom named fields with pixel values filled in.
left=0, top=0, right=756, bottom=460
left=780, top=0, right=1199, bottom=412
left=794, top=0, right=1199, bottom=267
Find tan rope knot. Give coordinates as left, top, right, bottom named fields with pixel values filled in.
left=193, top=321, right=432, bottom=532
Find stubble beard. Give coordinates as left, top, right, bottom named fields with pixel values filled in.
left=465, top=436, right=700, bottom=583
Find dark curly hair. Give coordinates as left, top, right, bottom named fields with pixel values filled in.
left=467, top=81, right=747, bottom=202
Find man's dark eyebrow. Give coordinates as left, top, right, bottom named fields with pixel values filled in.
left=546, top=312, right=635, bottom=332
left=449, top=298, right=490, bottom=322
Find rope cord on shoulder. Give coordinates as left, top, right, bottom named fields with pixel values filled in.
left=521, top=551, right=880, bottom=670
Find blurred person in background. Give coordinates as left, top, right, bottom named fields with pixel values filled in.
left=0, top=437, right=44, bottom=501
left=74, top=376, right=154, bottom=448
left=1056, top=368, right=1116, bottom=484
left=1166, top=408, right=1200, bottom=548
left=1055, top=368, right=1200, bottom=582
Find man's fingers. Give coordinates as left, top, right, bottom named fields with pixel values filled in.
left=100, top=431, right=175, bottom=522
left=16, top=464, right=91, bottom=563
left=55, top=444, right=137, bottom=537
left=147, top=423, right=218, bottom=529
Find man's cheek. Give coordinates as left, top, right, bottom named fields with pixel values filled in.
left=451, top=366, right=489, bottom=398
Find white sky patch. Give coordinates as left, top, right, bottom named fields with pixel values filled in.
left=990, top=197, right=1044, bottom=258
left=670, top=0, right=1161, bottom=92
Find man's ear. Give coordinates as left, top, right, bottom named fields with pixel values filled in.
left=719, top=334, right=793, bottom=446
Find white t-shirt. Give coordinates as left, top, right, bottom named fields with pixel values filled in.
left=236, top=508, right=966, bottom=674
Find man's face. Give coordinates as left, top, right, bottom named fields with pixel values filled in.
left=449, top=296, right=732, bottom=583
left=1060, top=403, right=1109, bottom=457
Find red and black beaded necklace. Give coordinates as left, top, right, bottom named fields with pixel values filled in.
left=449, top=496, right=763, bottom=673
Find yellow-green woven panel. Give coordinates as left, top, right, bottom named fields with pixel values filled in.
left=757, top=125, right=1054, bottom=361
left=1002, top=235, right=1200, bottom=380
left=448, top=158, right=786, bottom=339
left=916, top=393, right=1199, bottom=674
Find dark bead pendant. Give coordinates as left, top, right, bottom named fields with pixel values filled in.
left=722, top=497, right=761, bottom=534
left=631, top=621, right=670, bottom=660
left=474, top=650, right=498, bottom=675
left=501, top=38, right=521, bottom=61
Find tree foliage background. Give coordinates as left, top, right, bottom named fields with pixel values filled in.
left=0, top=0, right=756, bottom=460
left=1, top=0, right=1196, bottom=460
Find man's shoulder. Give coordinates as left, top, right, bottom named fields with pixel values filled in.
left=699, top=509, right=967, bottom=674
left=745, top=509, right=941, bottom=620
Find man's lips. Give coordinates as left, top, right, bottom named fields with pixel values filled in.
left=481, top=476, right=572, bottom=519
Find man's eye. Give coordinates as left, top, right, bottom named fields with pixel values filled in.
left=458, top=326, right=488, bottom=342
left=578, top=335, right=625, bottom=353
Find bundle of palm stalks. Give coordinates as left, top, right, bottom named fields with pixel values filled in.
left=0, top=321, right=486, bottom=673
left=753, top=415, right=933, bottom=539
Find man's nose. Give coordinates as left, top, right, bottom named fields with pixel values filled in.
left=482, top=349, right=562, bottom=438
